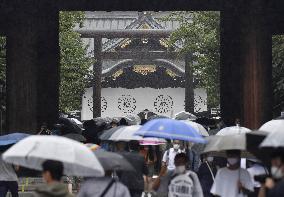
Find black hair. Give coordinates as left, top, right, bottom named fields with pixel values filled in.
left=226, top=150, right=241, bottom=156
left=42, top=160, right=63, bottom=181
left=129, top=140, right=140, bottom=151
left=119, top=118, right=128, bottom=126
left=174, top=153, right=188, bottom=163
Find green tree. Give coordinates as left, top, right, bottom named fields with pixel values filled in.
left=59, top=11, right=93, bottom=113
left=162, top=11, right=220, bottom=109
left=272, top=35, right=284, bottom=116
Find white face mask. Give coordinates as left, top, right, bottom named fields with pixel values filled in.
left=227, top=157, right=239, bottom=166
left=271, top=166, right=283, bottom=179
left=207, top=156, right=214, bottom=162
left=176, top=165, right=186, bottom=174
left=173, top=144, right=180, bottom=150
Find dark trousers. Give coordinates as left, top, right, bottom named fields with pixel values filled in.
left=0, top=181, right=18, bottom=197
left=129, top=189, right=143, bottom=197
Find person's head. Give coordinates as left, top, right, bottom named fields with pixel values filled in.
left=119, top=118, right=128, bottom=126
left=115, top=141, right=127, bottom=152
left=174, top=153, right=188, bottom=174
left=129, top=140, right=140, bottom=152
left=226, top=150, right=241, bottom=169
left=270, top=150, right=284, bottom=179
left=202, top=153, right=214, bottom=163
left=172, top=140, right=181, bottom=151
left=42, top=160, right=63, bottom=184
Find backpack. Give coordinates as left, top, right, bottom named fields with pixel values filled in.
left=168, top=172, right=194, bottom=197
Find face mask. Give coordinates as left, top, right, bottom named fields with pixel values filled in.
left=173, top=144, right=180, bottom=150
left=271, top=166, right=283, bottom=179
left=207, top=156, right=214, bottom=162
left=227, top=157, right=239, bottom=166
left=176, top=165, right=186, bottom=174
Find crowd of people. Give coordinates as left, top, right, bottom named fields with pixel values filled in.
left=0, top=116, right=284, bottom=197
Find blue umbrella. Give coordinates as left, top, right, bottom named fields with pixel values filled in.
left=135, top=119, right=206, bottom=143
left=0, top=133, right=30, bottom=146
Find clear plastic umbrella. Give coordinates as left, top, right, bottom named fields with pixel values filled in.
left=3, top=135, right=104, bottom=177
left=216, top=125, right=251, bottom=136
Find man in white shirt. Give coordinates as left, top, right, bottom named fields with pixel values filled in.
left=162, top=140, right=185, bottom=173
left=0, top=154, right=19, bottom=197
left=210, top=150, right=254, bottom=197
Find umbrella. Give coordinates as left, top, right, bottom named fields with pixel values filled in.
left=99, top=126, right=126, bottom=141
left=85, top=143, right=101, bottom=151
left=93, top=149, right=135, bottom=171
left=58, top=117, right=82, bottom=135
left=108, top=125, right=142, bottom=141
left=124, top=115, right=141, bottom=125
left=2, top=135, right=104, bottom=177
left=174, top=111, right=197, bottom=121
left=203, top=134, right=254, bottom=158
left=63, top=133, right=86, bottom=142
left=216, top=126, right=251, bottom=135
left=181, top=120, right=209, bottom=137
left=260, top=129, right=284, bottom=148
left=135, top=119, right=206, bottom=143
left=0, top=133, right=30, bottom=146
left=139, top=138, right=166, bottom=145
left=259, top=119, right=284, bottom=133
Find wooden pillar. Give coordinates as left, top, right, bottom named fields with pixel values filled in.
left=220, top=8, right=242, bottom=126
left=93, top=37, right=102, bottom=118
left=185, top=53, right=194, bottom=113
left=240, top=1, right=272, bottom=129
left=6, top=4, right=59, bottom=133
left=220, top=1, right=272, bottom=129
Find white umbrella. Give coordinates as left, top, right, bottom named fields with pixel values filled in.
left=216, top=126, right=251, bottom=136
left=203, top=134, right=254, bottom=158
left=259, top=119, right=284, bottom=133
left=108, top=125, right=166, bottom=144
left=181, top=120, right=209, bottom=137
left=109, top=125, right=142, bottom=141
left=124, top=115, right=141, bottom=125
left=2, top=135, right=104, bottom=177
left=174, top=111, right=197, bottom=121
left=260, top=129, right=284, bottom=148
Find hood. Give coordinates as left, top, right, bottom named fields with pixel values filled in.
left=35, top=182, right=71, bottom=197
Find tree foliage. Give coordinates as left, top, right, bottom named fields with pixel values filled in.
left=272, top=35, right=284, bottom=115
left=162, top=11, right=220, bottom=109
left=59, top=11, right=93, bottom=113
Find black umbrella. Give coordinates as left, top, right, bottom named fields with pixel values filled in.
left=58, top=117, right=82, bottom=135
left=93, top=150, right=135, bottom=171
left=99, top=126, right=126, bottom=141
left=63, top=133, right=86, bottom=142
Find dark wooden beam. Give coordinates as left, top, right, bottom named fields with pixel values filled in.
left=78, top=29, right=173, bottom=38
left=93, top=37, right=102, bottom=118
left=58, top=0, right=225, bottom=11
left=101, top=51, right=181, bottom=59
left=184, top=53, right=194, bottom=113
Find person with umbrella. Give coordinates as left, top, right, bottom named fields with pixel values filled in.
left=153, top=153, right=203, bottom=197
left=197, top=153, right=217, bottom=197
left=258, top=150, right=284, bottom=197
left=210, top=150, right=254, bottom=197
left=0, top=151, right=19, bottom=197
left=34, top=160, right=74, bottom=197
left=117, top=140, right=148, bottom=197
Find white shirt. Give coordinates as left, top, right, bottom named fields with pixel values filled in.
left=0, top=155, right=18, bottom=181
left=162, top=148, right=185, bottom=171
left=78, top=177, right=131, bottom=197
left=247, top=164, right=267, bottom=188
left=210, top=167, right=254, bottom=197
